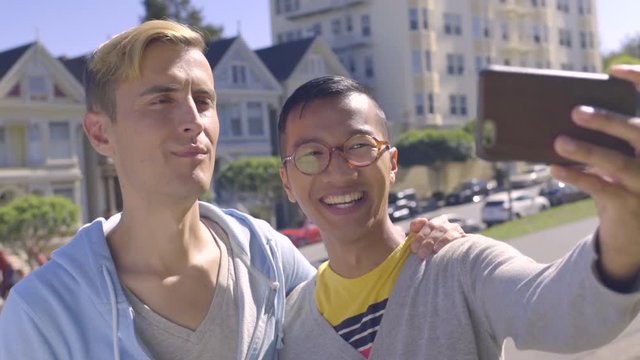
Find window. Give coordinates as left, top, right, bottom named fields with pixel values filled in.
left=427, top=93, right=435, bottom=114
left=409, top=8, right=419, bottom=31
left=53, top=187, right=74, bottom=202
left=580, top=31, right=587, bottom=49
left=561, top=63, right=574, bottom=70
left=556, top=0, right=569, bottom=13
left=0, top=128, right=7, bottom=166
left=559, top=29, right=572, bottom=48
left=444, top=13, right=462, bottom=35
left=49, top=122, right=71, bottom=159
left=449, top=94, right=467, bottom=116
left=29, top=76, right=48, bottom=101
left=347, top=57, right=356, bottom=74
left=422, top=8, right=429, bottom=30
left=332, top=18, right=342, bottom=36
left=412, top=51, right=422, bottom=74
left=247, top=102, right=264, bottom=136
left=473, top=17, right=490, bottom=39
left=361, top=15, right=371, bottom=36
left=415, top=93, right=425, bottom=116
left=364, top=56, right=374, bottom=78
left=501, top=22, right=510, bottom=41
left=476, top=56, right=491, bottom=72
left=231, top=64, right=247, bottom=85
left=28, top=124, right=44, bottom=166
left=449, top=95, right=458, bottom=115
left=219, top=103, right=243, bottom=137
left=345, top=15, right=353, bottom=32
left=425, top=50, right=432, bottom=72
left=577, top=0, right=591, bottom=14
left=275, top=0, right=282, bottom=15
left=532, top=24, right=545, bottom=43
left=446, top=54, right=464, bottom=75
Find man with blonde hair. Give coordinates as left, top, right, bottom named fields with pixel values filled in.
left=0, top=20, right=459, bottom=359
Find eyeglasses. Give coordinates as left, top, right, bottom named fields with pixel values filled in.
left=282, top=134, right=390, bottom=175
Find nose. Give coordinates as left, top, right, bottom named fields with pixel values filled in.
left=177, top=97, right=204, bottom=135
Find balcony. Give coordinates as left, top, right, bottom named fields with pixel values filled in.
left=332, top=33, right=372, bottom=51
left=410, top=31, right=437, bottom=50
left=497, top=1, right=536, bottom=17
left=413, top=73, right=440, bottom=93
left=285, top=0, right=368, bottom=20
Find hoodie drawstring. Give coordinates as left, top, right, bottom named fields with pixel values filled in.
left=102, top=265, right=121, bottom=360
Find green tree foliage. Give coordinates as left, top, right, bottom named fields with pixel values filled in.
left=141, top=0, right=223, bottom=41
left=395, top=127, right=475, bottom=167
left=217, top=157, right=283, bottom=222
left=0, top=195, right=79, bottom=255
left=602, top=33, right=640, bottom=72
left=603, top=54, right=640, bottom=73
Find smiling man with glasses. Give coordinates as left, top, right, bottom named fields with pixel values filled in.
left=277, top=75, right=640, bottom=359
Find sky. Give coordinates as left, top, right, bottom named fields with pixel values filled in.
left=0, top=1, right=638, bottom=58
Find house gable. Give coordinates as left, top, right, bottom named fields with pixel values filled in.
left=209, top=37, right=281, bottom=93
left=0, top=42, right=84, bottom=104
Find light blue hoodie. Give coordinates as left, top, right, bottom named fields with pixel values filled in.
left=0, top=202, right=316, bottom=359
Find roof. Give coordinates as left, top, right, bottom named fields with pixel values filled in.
left=0, top=42, right=34, bottom=79
left=255, top=37, right=315, bottom=81
left=204, top=37, right=237, bottom=68
left=60, top=55, right=88, bottom=84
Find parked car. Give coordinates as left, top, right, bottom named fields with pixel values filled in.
left=509, top=164, right=551, bottom=189
left=539, top=179, right=590, bottom=206
left=481, top=191, right=550, bottom=227
left=279, top=218, right=322, bottom=247
left=445, top=178, right=495, bottom=206
left=388, top=188, right=420, bottom=222
left=437, top=213, right=485, bottom=233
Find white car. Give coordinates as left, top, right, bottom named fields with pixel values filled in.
left=509, top=164, right=551, bottom=189
left=481, top=191, right=550, bottom=227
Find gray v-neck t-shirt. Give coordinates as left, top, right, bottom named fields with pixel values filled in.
left=124, top=222, right=239, bottom=360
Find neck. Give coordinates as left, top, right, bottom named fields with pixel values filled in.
left=322, top=216, right=405, bottom=278
left=107, top=199, right=212, bottom=274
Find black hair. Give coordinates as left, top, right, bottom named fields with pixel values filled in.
left=277, top=75, right=388, bottom=154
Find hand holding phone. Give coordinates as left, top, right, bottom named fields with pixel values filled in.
left=476, top=65, right=638, bottom=165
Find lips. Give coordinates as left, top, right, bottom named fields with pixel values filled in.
left=172, top=145, right=208, bottom=158
left=321, top=191, right=364, bottom=208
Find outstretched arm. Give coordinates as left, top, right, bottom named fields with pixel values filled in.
left=551, top=64, right=640, bottom=291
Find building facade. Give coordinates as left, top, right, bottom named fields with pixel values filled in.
left=0, top=42, right=87, bottom=220
left=270, top=0, right=601, bottom=135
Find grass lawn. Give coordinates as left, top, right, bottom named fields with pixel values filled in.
left=479, top=198, right=597, bottom=241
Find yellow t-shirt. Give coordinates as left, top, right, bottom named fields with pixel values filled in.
left=314, top=236, right=413, bottom=358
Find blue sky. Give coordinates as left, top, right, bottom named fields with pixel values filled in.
left=0, top=1, right=638, bottom=57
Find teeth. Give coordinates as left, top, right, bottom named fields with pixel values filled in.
left=323, top=192, right=363, bottom=205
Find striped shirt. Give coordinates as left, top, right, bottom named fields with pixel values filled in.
left=315, top=237, right=412, bottom=358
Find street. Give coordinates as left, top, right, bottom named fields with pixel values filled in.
left=298, top=216, right=640, bottom=358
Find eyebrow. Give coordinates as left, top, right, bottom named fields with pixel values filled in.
left=138, top=85, right=216, bottom=101
left=290, top=128, right=376, bottom=149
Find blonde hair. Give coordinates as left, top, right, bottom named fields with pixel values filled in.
left=85, top=20, right=206, bottom=120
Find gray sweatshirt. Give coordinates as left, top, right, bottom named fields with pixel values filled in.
left=280, top=235, right=640, bottom=359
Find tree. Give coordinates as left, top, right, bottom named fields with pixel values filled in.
left=216, top=157, right=283, bottom=224
left=603, top=54, right=640, bottom=73
left=141, top=0, right=223, bottom=41
left=0, top=195, right=79, bottom=263
left=395, top=127, right=475, bottom=192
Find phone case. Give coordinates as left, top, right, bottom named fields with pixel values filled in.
left=476, top=66, right=637, bottom=165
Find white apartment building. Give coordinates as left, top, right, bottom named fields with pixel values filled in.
left=270, top=0, right=601, bottom=136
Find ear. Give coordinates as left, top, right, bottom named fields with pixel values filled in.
left=279, top=165, right=298, bottom=203
left=83, top=111, right=113, bottom=157
left=389, top=147, right=398, bottom=184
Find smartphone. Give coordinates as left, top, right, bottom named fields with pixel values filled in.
left=476, top=65, right=638, bottom=165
